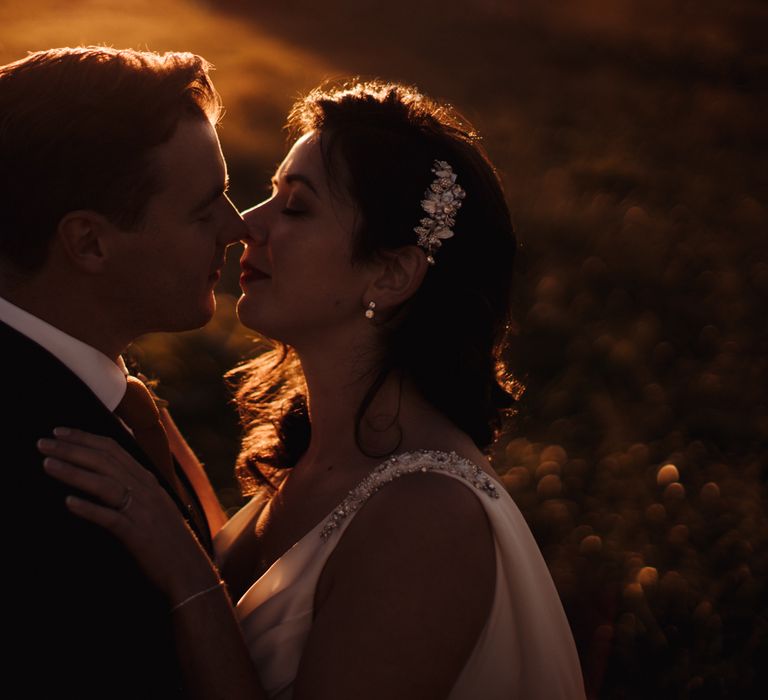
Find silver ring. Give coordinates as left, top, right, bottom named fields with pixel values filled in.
left=117, top=487, right=133, bottom=513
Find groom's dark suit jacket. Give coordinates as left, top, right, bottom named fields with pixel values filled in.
left=2, top=319, right=212, bottom=699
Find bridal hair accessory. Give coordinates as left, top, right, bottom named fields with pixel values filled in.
left=414, top=160, right=466, bottom=265
left=364, top=300, right=376, bottom=320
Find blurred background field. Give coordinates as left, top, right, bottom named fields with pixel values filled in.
left=2, top=1, right=766, bottom=696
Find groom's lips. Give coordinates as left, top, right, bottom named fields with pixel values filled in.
left=208, top=262, right=224, bottom=283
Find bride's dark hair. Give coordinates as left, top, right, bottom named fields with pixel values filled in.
left=228, top=80, right=519, bottom=493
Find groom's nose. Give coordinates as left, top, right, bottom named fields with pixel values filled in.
left=220, top=194, right=249, bottom=246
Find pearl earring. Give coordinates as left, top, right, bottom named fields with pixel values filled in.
left=364, top=301, right=376, bottom=320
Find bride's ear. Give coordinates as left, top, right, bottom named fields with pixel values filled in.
left=364, top=245, right=429, bottom=311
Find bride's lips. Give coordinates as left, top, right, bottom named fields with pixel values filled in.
left=240, top=261, right=271, bottom=285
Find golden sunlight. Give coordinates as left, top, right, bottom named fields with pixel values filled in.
left=0, top=0, right=334, bottom=162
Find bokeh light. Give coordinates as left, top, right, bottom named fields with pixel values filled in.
left=3, top=1, right=766, bottom=697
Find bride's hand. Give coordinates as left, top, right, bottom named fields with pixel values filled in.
left=37, top=428, right=221, bottom=604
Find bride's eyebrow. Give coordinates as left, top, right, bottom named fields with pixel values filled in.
left=271, top=172, right=319, bottom=197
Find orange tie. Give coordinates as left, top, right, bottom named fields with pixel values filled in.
left=114, top=376, right=176, bottom=485
left=114, top=376, right=208, bottom=543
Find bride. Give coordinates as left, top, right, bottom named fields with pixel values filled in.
left=38, top=81, right=585, bottom=699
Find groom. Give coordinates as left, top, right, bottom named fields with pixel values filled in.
left=0, top=48, right=246, bottom=697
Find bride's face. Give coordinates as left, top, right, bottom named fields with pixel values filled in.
left=238, top=132, right=372, bottom=347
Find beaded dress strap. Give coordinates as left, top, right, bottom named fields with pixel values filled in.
left=319, top=450, right=500, bottom=541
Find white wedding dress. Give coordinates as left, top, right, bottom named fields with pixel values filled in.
left=214, top=450, right=585, bottom=699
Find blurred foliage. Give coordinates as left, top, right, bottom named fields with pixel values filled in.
left=2, top=1, right=766, bottom=696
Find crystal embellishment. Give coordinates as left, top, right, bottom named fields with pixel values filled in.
left=319, top=450, right=499, bottom=541
left=413, top=160, right=466, bottom=264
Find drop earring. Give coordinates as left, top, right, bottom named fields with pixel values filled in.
left=364, top=301, right=376, bottom=320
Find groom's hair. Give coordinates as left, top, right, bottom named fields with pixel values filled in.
left=0, top=46, right=221, bottom=274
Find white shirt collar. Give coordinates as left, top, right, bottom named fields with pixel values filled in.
left=0, top=295, right=128, bottom=411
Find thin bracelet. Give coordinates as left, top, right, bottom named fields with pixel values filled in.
left=170, top=581, right=225, bottom=614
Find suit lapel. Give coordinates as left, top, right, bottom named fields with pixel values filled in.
left=1, top=320, right=213, bottom=554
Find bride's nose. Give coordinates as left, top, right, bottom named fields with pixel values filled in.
left=240, top=203, right=268, bottom=245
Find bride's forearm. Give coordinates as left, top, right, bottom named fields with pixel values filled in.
left=171, top=581, right=267, bottom=700
left=165, top=543, right=266, bottom=700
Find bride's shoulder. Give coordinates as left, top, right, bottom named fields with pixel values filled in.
left=314, top=451, right=497, bottom=642
left=319, top=449, right=501, bottom=536
left=362, top=456, right=497, bottom=538
left=323, top=450, right=498, bottom=580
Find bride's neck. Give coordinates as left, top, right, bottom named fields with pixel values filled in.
left=295, top=349, right=438, bottom=473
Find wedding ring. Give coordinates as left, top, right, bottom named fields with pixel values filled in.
left=117, top=487, right=133, bottom=513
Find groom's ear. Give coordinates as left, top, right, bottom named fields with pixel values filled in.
left=56, top=211, right=113, bottom=273
left=365, top=245, right=429, bottom=311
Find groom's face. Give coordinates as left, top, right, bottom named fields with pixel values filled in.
left=105, top=118, right=246, bottom=334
